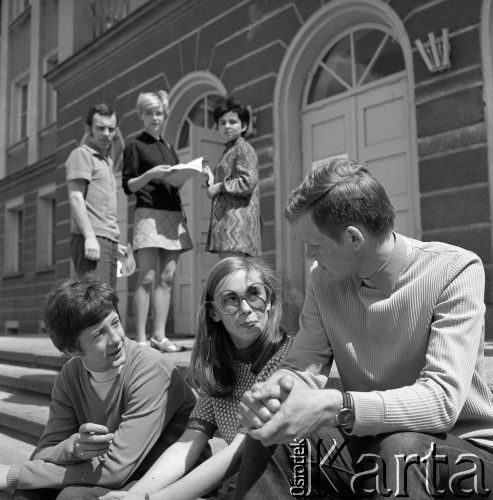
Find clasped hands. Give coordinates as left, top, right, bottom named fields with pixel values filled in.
left=238, top=375, right=340, bottom=447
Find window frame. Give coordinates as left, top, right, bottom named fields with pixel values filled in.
left=5, top=196, right=25, bottom=274
left=36, top=184, right=56, bottom=270
left=11, top=0, right=30, bottom=21
left=11, top=72, right=30, bottom=145
left=41, top=51, right=58, bottom=129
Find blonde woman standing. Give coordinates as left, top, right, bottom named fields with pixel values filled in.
left=122, top=91, right=191, bottom=352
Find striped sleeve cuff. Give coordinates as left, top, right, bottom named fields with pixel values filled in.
left=7, top=465, right=21, bottom=490
left=350, top=391, right=385, bottom=436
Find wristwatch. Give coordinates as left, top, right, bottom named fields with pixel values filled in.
left=336, top=391, right=355, bottom=431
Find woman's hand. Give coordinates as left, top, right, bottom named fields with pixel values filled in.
left=148, top=165, right=172, bottom=182
left=99, top=492, right=145, bottom=500
left=202, top=163, right=214, bottom=186
left=207, top=182, right=222, bottom=199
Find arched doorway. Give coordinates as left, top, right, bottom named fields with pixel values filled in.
left=273, top=0, right=419, bottom=330
left=166, top=74, right=226, bottom=334
left=302, top=25, right=413, bottom=235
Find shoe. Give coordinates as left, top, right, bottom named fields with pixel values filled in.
left=136, top=341, right=147, bottom=346
left=150, top=337, right=185, bottom=353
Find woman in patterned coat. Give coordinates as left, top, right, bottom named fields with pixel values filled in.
left=205, top=96, right=261, bottom=258
left=100, top=256, right=292, bottom=500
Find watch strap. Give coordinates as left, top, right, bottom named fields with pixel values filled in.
left=337, top=391, right=354, bottom=430
left=342, top=391, right=351, bottom=410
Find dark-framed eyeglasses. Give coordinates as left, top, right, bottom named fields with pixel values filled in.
left=206, top=283, right=271, bottom=315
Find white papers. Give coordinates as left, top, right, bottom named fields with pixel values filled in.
left=164, top=157, right=205, bottom=187
left=117, top=243, right=136, bottom=278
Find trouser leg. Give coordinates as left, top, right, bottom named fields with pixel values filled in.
left=361, top=432, right=493, bottom=499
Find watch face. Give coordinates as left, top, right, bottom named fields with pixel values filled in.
left=336, top=408, right=354, bottom=427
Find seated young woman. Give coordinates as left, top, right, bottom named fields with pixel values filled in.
left=100, top=256, right=292, bottom=500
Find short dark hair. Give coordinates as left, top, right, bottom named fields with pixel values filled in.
left=189, top=256, right=285, bottom=397
left=43, top=275, right=120, bottom=354
left=86, top=103, right=116, bottom=127
left=213, top=95, right=250, bottom=135
left=284, top=158, right=395, bottom=241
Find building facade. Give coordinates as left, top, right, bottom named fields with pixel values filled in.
left=1, top=0, right=492, bottom=337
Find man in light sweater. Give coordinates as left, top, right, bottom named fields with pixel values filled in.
left=236, top=159, right=493, bottom=498
left=0, top=276, right=206, bottom=500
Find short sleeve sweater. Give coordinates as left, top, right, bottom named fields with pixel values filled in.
left=186, top=335, right=293, bottom=444
left=122, top=132, right=182, bottom=211
left=65, top=144, right=120, bottom=241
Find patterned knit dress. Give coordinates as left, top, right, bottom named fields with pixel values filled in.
left=186, top=335, right=293, bottom=444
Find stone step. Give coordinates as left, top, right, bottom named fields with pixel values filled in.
left=0, top=363, right=58, bottom=396
left=0, top=338, right=68, bottom=371
left=0, top=426, right=37, bottom=500
left=0, top=388, right=50, bottom=440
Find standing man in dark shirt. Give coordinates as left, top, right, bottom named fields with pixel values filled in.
left=65, top=103, right=122, bottom=288
left=122, top=91, right=192, bottom=353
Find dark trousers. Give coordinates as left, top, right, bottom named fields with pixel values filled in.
left=235, top=429, right=493, bottom=499
left=70, top=234, right=118, bottom=289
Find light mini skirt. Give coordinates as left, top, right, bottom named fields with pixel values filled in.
left=133, top=207, right=193, bottom=252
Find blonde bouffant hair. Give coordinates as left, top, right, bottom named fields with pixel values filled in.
left=136, top=90, right=169, bottom=117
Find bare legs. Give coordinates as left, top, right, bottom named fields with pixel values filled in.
left=151, top=249, right=180, bottom=342
left=133, top=247, right=180, bottom=343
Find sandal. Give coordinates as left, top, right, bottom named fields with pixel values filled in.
left=150, top=337, right=185, bottom=353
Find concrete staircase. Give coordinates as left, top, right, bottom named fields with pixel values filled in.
left=0, top=335, right=492, bottom=500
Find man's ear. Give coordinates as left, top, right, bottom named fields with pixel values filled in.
left=345, top=226, right=365, bottom=249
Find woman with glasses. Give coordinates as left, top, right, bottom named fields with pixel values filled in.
left=100, top=256, right=292, bottom=500
left=122, top=91, right=192, bottom=353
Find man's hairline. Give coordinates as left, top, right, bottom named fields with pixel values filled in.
left=89, top=111, right=117, bottom=128
left=287, top=208, right=393, bottom=243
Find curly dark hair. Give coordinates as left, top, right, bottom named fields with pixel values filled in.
left=213, top=95, right=250, bottom=135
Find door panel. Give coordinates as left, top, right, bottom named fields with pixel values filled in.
left=357, top=79, right=413, bottom=236
left=302, top=79, right=413, bottom=238
left=114, top=170, right=128, bottom=329
left=192, top=129, right=223, bottom=327
left=302, top=100, right=355, bottom=175
left=173, top=129, right=223, bottom=334
left=173, top=169, right=193, bottom=334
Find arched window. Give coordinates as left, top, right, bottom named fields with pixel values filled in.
left=177, top=94, right=222, bottom=148
left=306, top=27, right=405, bottom=104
